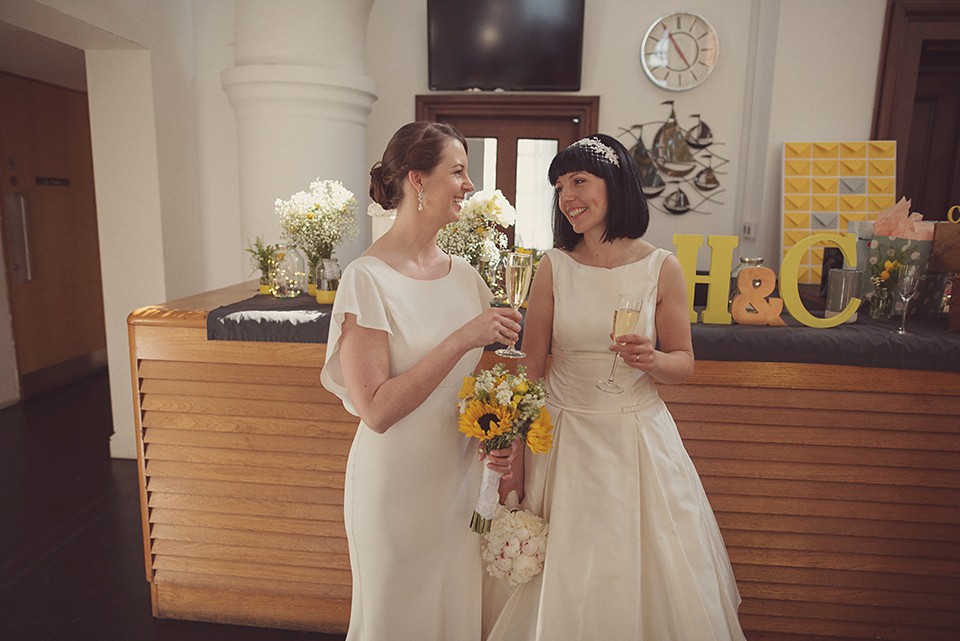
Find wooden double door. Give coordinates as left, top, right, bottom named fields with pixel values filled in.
left=0, top=72, right=106, bottom=398
left=416, top=94, right=599, bottom=246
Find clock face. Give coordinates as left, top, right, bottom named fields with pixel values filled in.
left=641, top=12, right=718, bottom=91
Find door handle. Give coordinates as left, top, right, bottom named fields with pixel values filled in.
left=3, top=192, right=33, bottom=283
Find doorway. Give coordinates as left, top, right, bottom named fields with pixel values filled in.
left=0, top=72, right=106, bottom=399
left=872, top=0, right=960, bottom=221
left=416, top=94, right=599, bottom=247
left=902, top=40, right=960, bottom=221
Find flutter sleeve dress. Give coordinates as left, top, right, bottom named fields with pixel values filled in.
left=321, top=254, right=492, bottom=641
left=486, top=247, right=745, bottom=641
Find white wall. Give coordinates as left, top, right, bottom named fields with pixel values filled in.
left=2, top=0, right=188, bottom=458
left=0, top=0, right=888, bottom=454
left=363, top=0, right=886, bottom=271
left=85, top=49, right=168, bottom=462
left=757, top=1, right=887, bottom=263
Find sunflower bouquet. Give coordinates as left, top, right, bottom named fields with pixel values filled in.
left=458, top=363, right=553, bottom=533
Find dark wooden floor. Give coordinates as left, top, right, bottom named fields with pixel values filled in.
left=0, top=371, right=346, bottom=641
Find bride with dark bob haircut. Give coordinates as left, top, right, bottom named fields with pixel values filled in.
left=547, top=133, right=649, bottom=250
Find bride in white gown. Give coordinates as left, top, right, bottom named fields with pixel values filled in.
left=321, top=122, right=522, bottom=641
left=485, top=135, right=746, bottom=640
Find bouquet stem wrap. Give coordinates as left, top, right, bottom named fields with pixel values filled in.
left=471, top=465, right=503, bottom=534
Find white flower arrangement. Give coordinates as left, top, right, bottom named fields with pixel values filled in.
left=276, top=179, right=358, bottom=268
left=437, top=189, right=516, bottom=266
left=482, top=503, right=548, bottom=586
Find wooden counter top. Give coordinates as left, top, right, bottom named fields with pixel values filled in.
left=129, top=280, right=262, bottom=329
left=127, top=284, right=960, bottom=641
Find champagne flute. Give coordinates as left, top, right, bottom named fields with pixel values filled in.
left=495, top=252, right=533, bottom=358
left=596, top=294, right=643, bottom=394
left=486, top=249, right=509, bottom=307
left=892, top=263, right=921, bottom=336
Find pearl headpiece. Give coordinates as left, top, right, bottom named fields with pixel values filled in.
left=571, top=137, right=620, bottom=167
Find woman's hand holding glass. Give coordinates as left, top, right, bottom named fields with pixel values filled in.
left=597, top=294, right=643, bottom=393
left=612, top=333, right=655, bottom=371
left=465, top=306, right=522, bottom=351
left=495, top=252, right=534, bottom=358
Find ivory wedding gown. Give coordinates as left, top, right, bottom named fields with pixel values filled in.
left=322, top=255, right=491, bottom=641
left=485, top=248, right=746, bottom=641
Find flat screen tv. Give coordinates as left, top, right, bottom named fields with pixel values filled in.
left=427, top=0, right=585, bottom=92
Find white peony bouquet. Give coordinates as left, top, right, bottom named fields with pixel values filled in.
left=437, top=188, right=516, bottom=266
left=276, top=179, right=358, bottom=269
left=482, top=502, right=548, bottom=586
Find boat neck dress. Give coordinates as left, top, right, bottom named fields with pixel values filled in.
left=486, top=247, right=746, bottom=641
left=321, top=254, right=491, bottom=641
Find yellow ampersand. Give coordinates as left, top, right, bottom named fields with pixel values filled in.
left=731, top=267, right=787, bottom=326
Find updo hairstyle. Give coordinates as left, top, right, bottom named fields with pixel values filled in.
left=369, top=121, right=468, bottom=210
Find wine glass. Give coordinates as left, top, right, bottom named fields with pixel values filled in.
left=596, top=294, right=643, bottom=394
left=495, top=252, right=533, bottom=358
left=486, top=249, right=509, bottom=307
left=892, top=263, right=921, bottom=336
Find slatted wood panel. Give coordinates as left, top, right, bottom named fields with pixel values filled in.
left=128, top=315, right=352, bottom=633
left=131, top=292, right=960, bottom=638
left=659, top=361, right=960, bottom=641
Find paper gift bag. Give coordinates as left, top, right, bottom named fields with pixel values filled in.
left=857, top=234, right=949, bottom=315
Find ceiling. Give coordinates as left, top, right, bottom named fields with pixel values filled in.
left=0, top=20, right=87, bottom=92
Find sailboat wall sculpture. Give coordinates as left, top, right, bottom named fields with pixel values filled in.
left=619, top=100, right=728, bottom=216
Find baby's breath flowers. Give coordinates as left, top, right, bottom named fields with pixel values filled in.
left=458, top=363, right=553, bottom=533
left=276, top=179, right=358, bottom=269
left=437, top=189, right=516, bottom=267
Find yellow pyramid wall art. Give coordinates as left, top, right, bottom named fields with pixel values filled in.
left=782, top=141, right=896, bottom=284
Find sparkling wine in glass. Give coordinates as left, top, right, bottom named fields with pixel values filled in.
left=495, top=252, right=533, bottom=358
left=892, top=263, right=921, bottom=336
left=596, top=294, right=643, bottom=394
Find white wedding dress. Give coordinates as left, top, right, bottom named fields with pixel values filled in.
left=322, top=255, right=491, bottom=641
left=485, top=248, right=746, bottom=640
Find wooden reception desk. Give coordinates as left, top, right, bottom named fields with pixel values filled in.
left=128, top=281, right=960, bottom=640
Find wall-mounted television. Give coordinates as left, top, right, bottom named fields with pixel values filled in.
left=427, top=0, right=585, bottom=92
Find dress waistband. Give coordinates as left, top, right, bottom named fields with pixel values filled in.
left=547, top=393, right=663, bottom=416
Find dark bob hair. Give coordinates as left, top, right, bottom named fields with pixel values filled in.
left=547, top=133, right=649, bottom=250
left=370, top=121, right=468, bottom=210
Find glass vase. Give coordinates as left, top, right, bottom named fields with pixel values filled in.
left=729, top=257, right=765, bottom=311
left=269, top=244, right=306, bottom=298
left=869, top=288, right=892, bottom=320
left=315, top=257, right=341, bottom=304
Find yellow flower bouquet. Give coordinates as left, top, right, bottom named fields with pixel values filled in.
left=458, top=363, right=553, bottom=533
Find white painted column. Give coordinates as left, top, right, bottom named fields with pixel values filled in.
left=222, top=0, right=378, bottom=270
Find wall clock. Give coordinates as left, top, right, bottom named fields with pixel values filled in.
left=641, top=12, right=718, bottom=91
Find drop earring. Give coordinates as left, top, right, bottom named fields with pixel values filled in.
left=418, top=188, right=423, bottom=211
